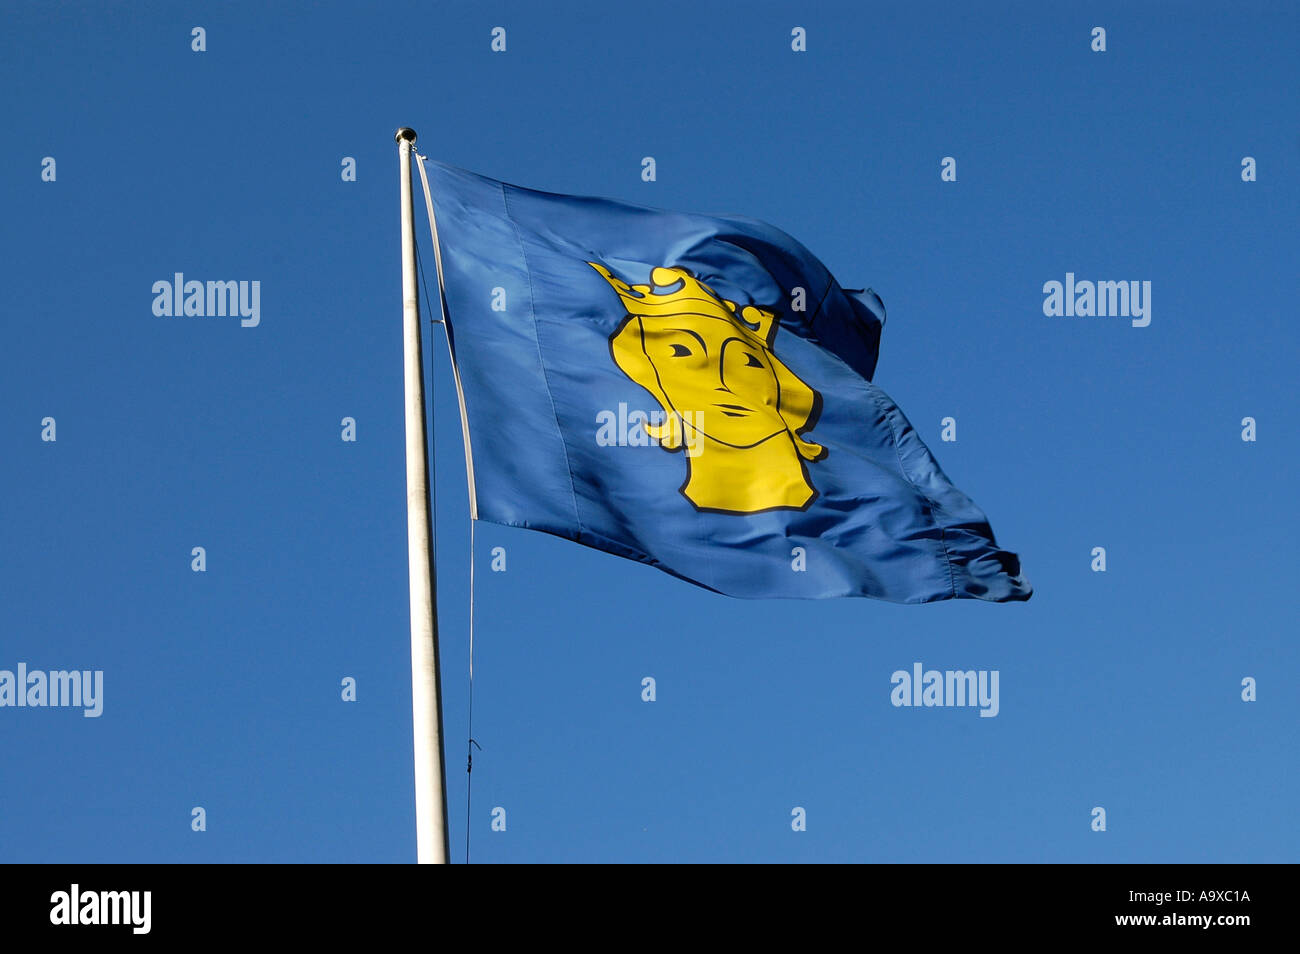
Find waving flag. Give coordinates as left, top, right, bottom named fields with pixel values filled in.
left=421, top=159, right=1031, bottom=603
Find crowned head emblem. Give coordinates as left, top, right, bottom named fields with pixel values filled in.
left=590, top=261, right=825, bottom=513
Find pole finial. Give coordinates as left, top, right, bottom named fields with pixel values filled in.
left=395, top=127, right=418, bottom=145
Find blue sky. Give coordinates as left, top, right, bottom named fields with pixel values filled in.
left=1, top=0, right=1295, bottom=862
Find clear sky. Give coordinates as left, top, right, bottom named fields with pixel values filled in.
left=1, top=0, right=1295, bottom=863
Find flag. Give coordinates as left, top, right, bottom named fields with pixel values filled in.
left=423, top=160, right=1031, bottom=603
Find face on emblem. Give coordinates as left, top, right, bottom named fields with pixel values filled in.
left=592, top=262, right=826, bottom=514
left=629, top=313, right=791, bottom=448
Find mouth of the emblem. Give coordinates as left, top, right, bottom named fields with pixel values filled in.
left=714, top=402, right=752, bottom=417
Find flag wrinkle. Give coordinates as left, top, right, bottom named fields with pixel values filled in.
left=502, top=182, right=584, bottom=534
left=867, top=382, right=960, bottom=600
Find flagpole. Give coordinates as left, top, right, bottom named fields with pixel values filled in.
left=396, top=126, right=450, bottom=864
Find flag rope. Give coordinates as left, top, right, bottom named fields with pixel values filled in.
left=413, top=154, right=478, bottom=517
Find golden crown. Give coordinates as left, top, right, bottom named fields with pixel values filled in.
left=588, top=262, right=779, bottom=345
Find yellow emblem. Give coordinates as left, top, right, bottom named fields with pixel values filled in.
left=590, top=262, right=826, bottom=514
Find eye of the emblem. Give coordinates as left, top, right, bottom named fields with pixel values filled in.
left=742, top=352, right=763, bottom=368
left=670, top=344, right=692, bottom=357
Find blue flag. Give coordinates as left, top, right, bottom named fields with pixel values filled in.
left=423, top=160, right=1031, bottom=603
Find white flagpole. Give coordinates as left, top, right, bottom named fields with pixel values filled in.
left=396, top=126, right=450, bottom=864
